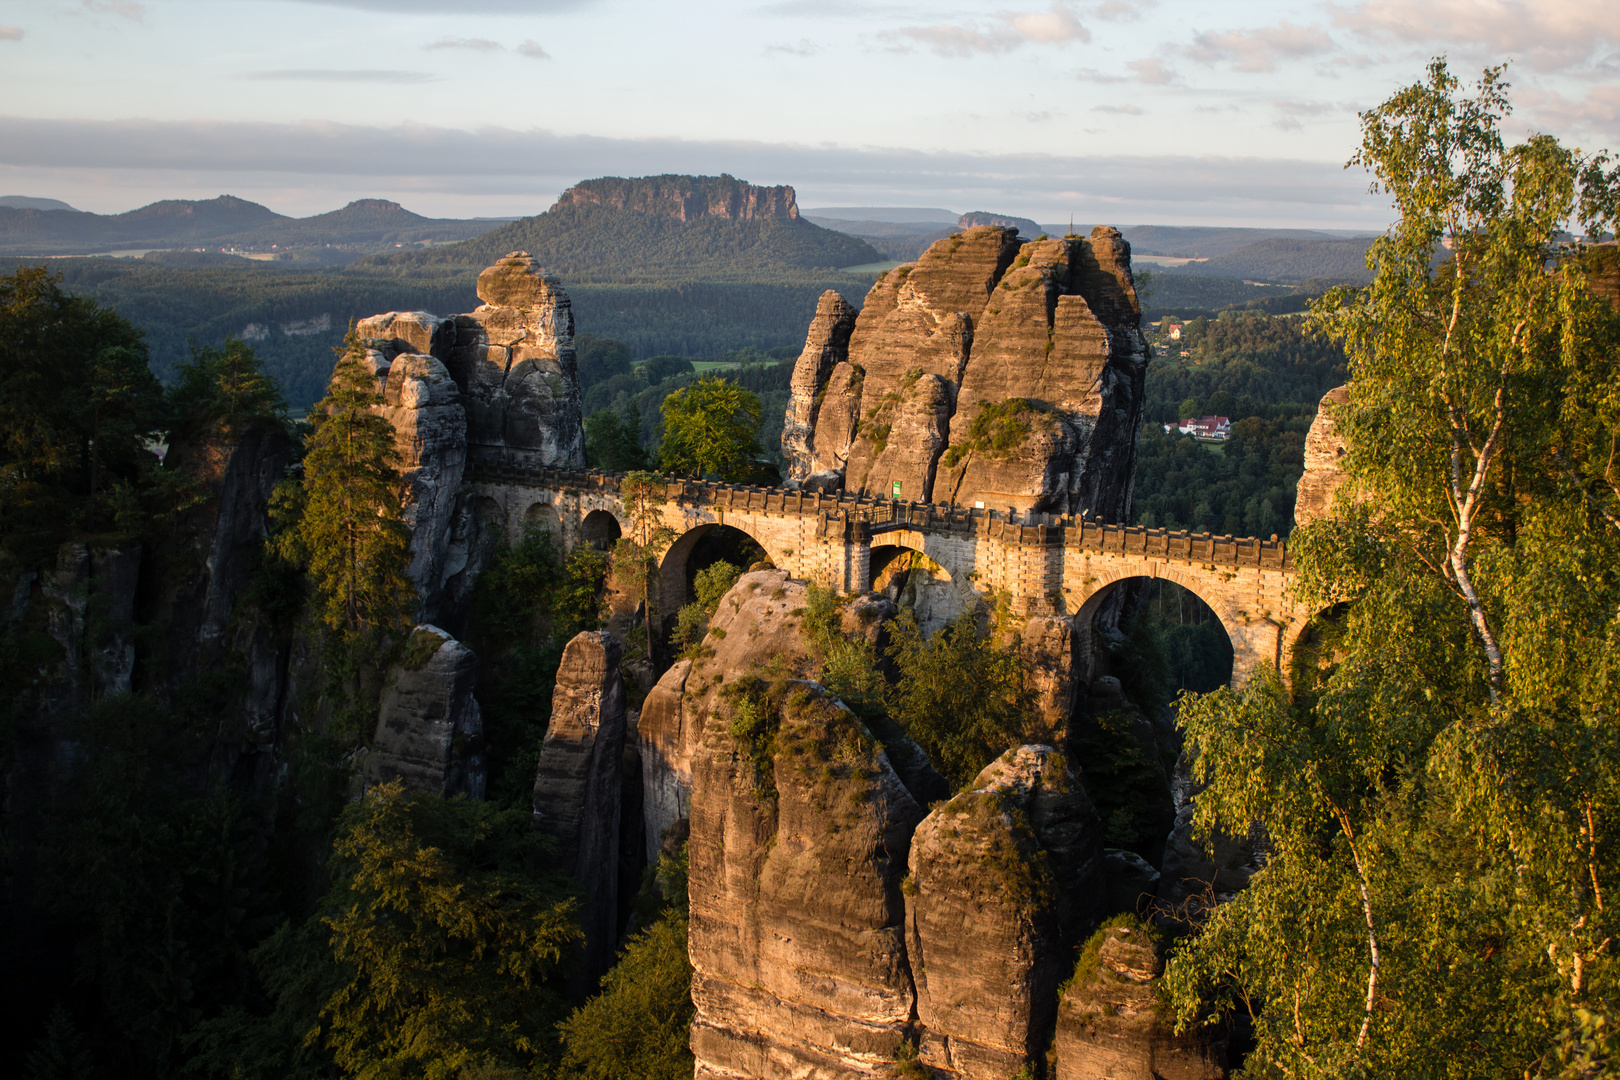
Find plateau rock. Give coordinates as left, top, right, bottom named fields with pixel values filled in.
left=1293, top=384, right=1350, bottom=527
left=367, top=626, right=486, bottom=799
left=532, top=630, right=628, bottom=984
left=785, top=226, right=1149, bottom=517
left=1054, top=924, right=1226, bottom=1080
left=552, top=173, right=800, bottom=222
left=906, top=745, right=1105, bottom=1079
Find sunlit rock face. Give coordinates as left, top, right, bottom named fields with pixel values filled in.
left=783, top=225, right=1149, bottom=518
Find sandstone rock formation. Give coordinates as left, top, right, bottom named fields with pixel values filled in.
left=1054, top=924, right=1227, bottom=1080
left=367, top=626, right=486, bottom=798
left=782, top=291, right=859, bottom=479
left=449, top=253, right=585, bottom=465
left=354, top=255, right=587, bottom=623
left=907, top=746, right=1105, bottom=1079
left=552, top=173, right=800, bottom=221
left=638, top=569, right=829, bottom=860
left=1293, top=384, right=1350, bottom=527
left=532, top=630, right=628, bottom=984
left=689, top=682, right=923, bottom=1080
left=1157, top=748, right=1265, bottom=926
left=784, top=225, right=1149, bottom=517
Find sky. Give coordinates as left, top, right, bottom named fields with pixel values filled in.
left=0, top=0, right=1616, bottom=228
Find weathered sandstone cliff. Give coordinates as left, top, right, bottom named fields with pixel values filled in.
left=1054, top=924, right=1226, bottom=1080
left=1293, top=384, right=1350, bottom=527
left=532, top=630, right=628, bottom=984
left=366, top=625, right=487, bottom=799
left=907, top=746, right=1105, bottom=1079
left=552, top=173, right=801, bottom=221
left=785, top=225, right=1149, bottom=516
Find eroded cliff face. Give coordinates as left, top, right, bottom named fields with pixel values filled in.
left=786, top=225, right=1150, bottom=516
left=533, top=630, right=627, bottom=985
left=907, top=746, right=1105, bottom=1080
left=675, top=575, right=1112, bottom=1080
left=356, top=253, right=587, bottom=624
left=1293, top=384, right=1350, bottom=527
left=365, top=625, right=487, bottom=799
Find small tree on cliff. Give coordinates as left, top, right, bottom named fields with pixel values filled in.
left=279, top=330, right=412, bottom=637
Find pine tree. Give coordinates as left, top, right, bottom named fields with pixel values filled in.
left=282, top=330, right=412, bottom=636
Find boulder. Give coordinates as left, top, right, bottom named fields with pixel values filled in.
left=786, top=226, right=1148, bottom=519
left=533, top=630, right=627, bottom=984
left=1054, top=924, right=1226, bottom=1080
left=367, top=626, right=486, bottom=798
left=906, top=745, right=1105, bottom=1079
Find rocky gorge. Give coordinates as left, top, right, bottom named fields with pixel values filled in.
left=0, top=222, right=1352, bottom=1079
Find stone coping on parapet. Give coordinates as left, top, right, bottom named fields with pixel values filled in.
left=466, top=451, right=1293, bottom=572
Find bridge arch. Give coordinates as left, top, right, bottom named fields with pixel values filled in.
left=868, top=537, right=977, bottom=637
left=1069, top=563, right=1267, bottom=687
left=581, top=508, right=622, bottom=550
left=658, top=521, right=777, bottom=618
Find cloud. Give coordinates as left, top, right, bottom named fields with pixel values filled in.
left=1075, top=56, right=1175, bottom=84
left=1127, top=57, right=1174, bottom=84
left=890, top=2, right=1090, bottom=57
left=1331, top=0, right=1620, bottom=72
left=517, top=40, right=550, bottom=59
left=1272, top=99, right=1345, bottom=131
left=1519, top=84, right=1620, bottom=135
left=0, top=114, right=1394, bottom=227
left=765, top=40, right=818, bottom=57
left=277, top=0, right=588, bottom=11
left=83, top=0, right=145, bottom=21
left=1187, top=21, right=1335, bottom=72
left=1093, top=103, right=1145, bottom=114
left=244, top=69, right=440, bottom=83
left=0, top=26, right=22, bottom=41
left=425, top=37, right=502, bottom=53
left=1093, top=0, right=1154, bottom=21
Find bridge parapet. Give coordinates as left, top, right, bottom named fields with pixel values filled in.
left=467, top=450, right=1291, bottom=574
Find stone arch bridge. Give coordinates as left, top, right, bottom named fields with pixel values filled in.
left=468, top=451, right=1313, bottom=685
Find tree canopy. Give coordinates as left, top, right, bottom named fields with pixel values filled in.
left=1164, top=59, right=1620, bottom=1077
left=656, top=375, right=763, bottom=483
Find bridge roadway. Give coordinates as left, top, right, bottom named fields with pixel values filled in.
left=467, top=451, right=1316, bottom=685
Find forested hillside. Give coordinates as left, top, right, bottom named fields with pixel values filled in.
left=1132, top=310, right=1347, bottom=536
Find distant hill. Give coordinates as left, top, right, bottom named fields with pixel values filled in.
left=1171, top=236, right=1375, bottom=283
left=802, top=206, right=958, bottom=224
left=1114, top=225, right=1376, bottom=259
left=0, top=196, right=77, bottom=211
left=959, top=211, right=1042, bottom=237
left=0, top=195, right=509, bottom=257
left=804, top=217, right=956, bottom=262
left=362, top=175, right=882, bottom=280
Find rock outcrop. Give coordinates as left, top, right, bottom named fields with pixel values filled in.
left=354, top=254, right=587, bottom=623
left=1157, top=749, right=1265, bottom=926
left=1293, top=384, right=1350, bottom=527
left=906, top=746, right=1105, bottom=1079
left=1054, top=924, right=1227, bottom=1080
left=366, top=626, right=486, bottom=799
left=782, top=291, right=859, bottom=480
left=638, top=570, right=827, bottom=859
left=689, top=681, right=923, bottom=1080
left=552, top=173, right=801, bottom=221
left=784, top=226, right=1149, bottom=517
left=959, top=211, right=1042, bottom=238
left=532, top=630, right=627, bottom=984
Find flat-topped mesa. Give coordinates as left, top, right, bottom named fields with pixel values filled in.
left=784, top=224, right=1149, bottom=518
left=550, top=173, right=800, bottom=222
